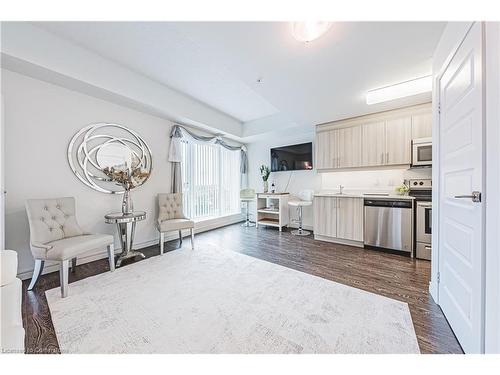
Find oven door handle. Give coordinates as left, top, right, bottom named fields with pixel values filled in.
left=417, top=203, right=432, bottom=208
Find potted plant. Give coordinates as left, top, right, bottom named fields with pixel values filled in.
left=395, top=182, right=410, bottom=196
left=260, top=165, right=271, bottom=193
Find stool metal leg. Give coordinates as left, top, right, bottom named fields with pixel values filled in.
left=291, top=206, right=311, bottom=236
left=241, top=200, right=255, bottom=227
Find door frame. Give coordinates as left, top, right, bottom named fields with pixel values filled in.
left=0, top=92, right=4, bottom=250
left=431, top=21, right=487, bottom=353
left=484, top=21, right=500, bottom=354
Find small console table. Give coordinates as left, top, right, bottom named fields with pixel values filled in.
left=255, top=193, right=289, bottom=232
left=105, top=211, right=146, bottom=267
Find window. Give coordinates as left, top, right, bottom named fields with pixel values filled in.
left=180, top=139, right=241, bottom=220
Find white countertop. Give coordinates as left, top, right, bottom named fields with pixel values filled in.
left=314, top=191, right=415, bottom=200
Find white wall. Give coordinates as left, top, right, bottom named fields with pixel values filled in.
left=247, top=128, right=431, bottom=229
left=247, top=129, right=320, bottom=229
left=2, top=69, right=241, bottom=278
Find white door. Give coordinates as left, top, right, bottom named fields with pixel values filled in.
left=438, top=22, right=484, bottom=353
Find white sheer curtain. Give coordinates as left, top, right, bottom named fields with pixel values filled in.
left=168, top=125, right=245, bottom=219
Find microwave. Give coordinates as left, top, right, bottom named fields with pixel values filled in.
left=412, top=137, right=432, bottom=167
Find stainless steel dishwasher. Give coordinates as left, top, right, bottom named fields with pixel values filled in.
left=364, top=199, right=413, bottom=255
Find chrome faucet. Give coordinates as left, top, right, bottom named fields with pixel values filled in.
left=339, top=185, right=344, bottom=195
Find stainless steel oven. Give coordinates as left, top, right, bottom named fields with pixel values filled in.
left=408, top=178, right=432, bottom=260
left=416, top=201, right=432, bottom=243
left=412, top=137, right=432, bottom=167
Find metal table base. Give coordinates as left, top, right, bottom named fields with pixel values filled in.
left=105, top=211, right=147, bottom=267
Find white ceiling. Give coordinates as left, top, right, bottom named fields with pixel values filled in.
left=34, top=21, right=445, bottom=135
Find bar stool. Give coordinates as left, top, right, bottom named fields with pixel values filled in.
left=288, top=190, right=314, bottom=236
left=240, top=189, right=256, bottom=227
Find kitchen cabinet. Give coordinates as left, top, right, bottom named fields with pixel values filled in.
left=385, top=116, right=412, bottom=165
left=336, top=197, right=364, bottom=241
left=337, top=126, right=362, bottom=168
left=315, top=130, right=338, bottom=169
left=361, top=121, right=386, bottom=166
left=313, top=196, right=337, bottom=237
left=411, top=112, right=432, bottom=139
left=313, top=196, right=364, bottom=246
left=315, top=103, right=430, bottom=171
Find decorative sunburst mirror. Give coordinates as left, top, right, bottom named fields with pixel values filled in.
left=67, top=123, right=152, bottom=194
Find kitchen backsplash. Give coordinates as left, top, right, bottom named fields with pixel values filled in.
left=321, top=167, right=432, bottom=192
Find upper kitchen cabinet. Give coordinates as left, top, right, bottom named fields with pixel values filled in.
left=385, top=116, right=412, bottom=165
left=315, top=103, right=431, bottom=172
left=337, top=126, right=362, bottom=168
left=361, top=121, right=386, bottom=166
left=315, top=129, right=338, bottom=169
left=411, top=112, right=432, bottom=139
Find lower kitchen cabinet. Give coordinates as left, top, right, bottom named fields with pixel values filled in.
left=336, top=197, right=364, bottom=241
left=313, top=196, right=364, bottom=247
left=313, top=196, right=337, bottom=237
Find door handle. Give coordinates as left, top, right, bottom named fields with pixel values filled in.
left=454, top=191, right=482, bottom=203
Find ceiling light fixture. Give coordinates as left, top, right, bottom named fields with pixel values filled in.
left=291, top=22, right=332, bottom=42
left=366, top=76, right=432, bottom=105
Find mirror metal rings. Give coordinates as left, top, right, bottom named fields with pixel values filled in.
left=67, top=123, right=152, bottom=194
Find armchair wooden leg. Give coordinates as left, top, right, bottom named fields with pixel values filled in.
left=71, top=257, right=77, bottom=273
left=160, top=232, right=165, bottom=255
left=107, top=243, right=115, bottom=272
left=190, top=228, right=195, bottom=250
left=60, top=260, right=69, bottom=298
left=27, top=259, right=45, bottom=291
left=179, top=230, right=183, bottom=246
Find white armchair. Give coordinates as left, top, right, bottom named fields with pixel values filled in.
left=25, top=197, right=115, bottom=298
left=1, top=250, right=25, bottom=353
left=157, top=193, right=194, bottom=254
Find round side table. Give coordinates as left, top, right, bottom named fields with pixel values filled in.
left=104, top=211, right=146, bottom=267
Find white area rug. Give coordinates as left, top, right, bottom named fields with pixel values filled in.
left=46, top=247, right=420, bottom=353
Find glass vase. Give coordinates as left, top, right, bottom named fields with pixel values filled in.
left=263, top=180, right=269, bottom=193
left=122, top=189, right=134, bottom=215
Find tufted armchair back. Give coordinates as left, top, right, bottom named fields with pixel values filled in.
left=26, top=197, right=84, bottom=245
left=158, top=193, right=187, bottom=223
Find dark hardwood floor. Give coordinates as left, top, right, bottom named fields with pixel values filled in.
left=22, top=223, right=463, bottom=354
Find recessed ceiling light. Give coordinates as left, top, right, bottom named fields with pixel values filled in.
left=366, top=76, right=432, bottom=105
left=291, top=22, right=332, bottom=43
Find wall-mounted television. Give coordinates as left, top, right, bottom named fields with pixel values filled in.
left=270, top=142, right=313, bottom=172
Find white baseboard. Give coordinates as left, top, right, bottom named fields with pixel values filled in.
left=313, top=234, right=364, bottom=248
left=429, top=281, right=439, bottom=304
left=17, top=214, right=244, bottom=280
